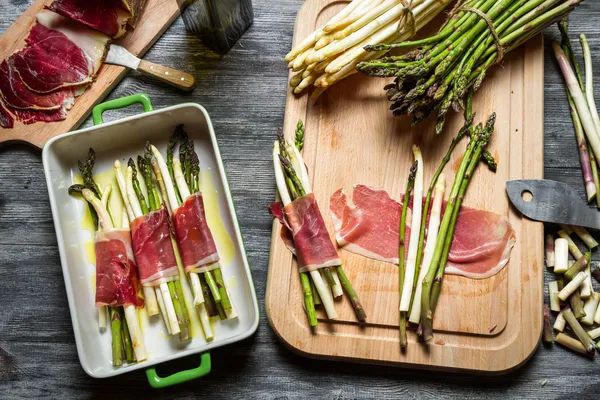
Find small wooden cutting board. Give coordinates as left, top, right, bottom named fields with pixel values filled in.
left=0, top=0, right=185, bottom=148
left=266, top=0, right=544, bottom=374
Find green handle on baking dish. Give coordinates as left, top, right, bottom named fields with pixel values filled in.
left=91, top=94, right=212, bottom=388
left=146, top=352, right=212, bottom=389
left=92, top=93, right=154, bottom=125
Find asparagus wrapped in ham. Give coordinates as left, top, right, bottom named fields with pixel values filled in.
left=69, top=149, right=146, bottom=366
left=270, top=126, right=366, bottom=326
left=113, top=157, right=191, bottom=340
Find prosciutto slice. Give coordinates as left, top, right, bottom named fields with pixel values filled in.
left=48, top=0, right=130, bottom=38
left=0, top=101, right=14, bottom=129
left=36, top=11, right=110, bottom=75
left=130, top=207, right=179, bottom=286
left=270, top=193, right=342, bottom=272
left=172, top=193, right=220, bottom=274
left=11, top=23, right=92, bottom=93
left=95, top=228, right=144, bottom=307
left=330, top=185, right=516, bottom=279
left=0, top=59, right=75, bottom=110
left=11, top=107, right=67, bottom=124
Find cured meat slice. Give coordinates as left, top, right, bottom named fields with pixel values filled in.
left=130, top=207, right=179, bottom=286
left=270, top=193, right=342, bottom=272
left=0, top=101, right=14, bottom=129
left=36, top=11, right=110, bottom=75
left=329, top=185, right=516, bottom=279
left=0, top=59, right=75, bottom=110
left=95, top=228, right=144, bottom=307
left=48, top=0, right=130, bottom=38
left=12, top=107, right=67, bottom=124
left=172, top=193, right=220, bottom=274
left=12, top=23, right=92, bottom=93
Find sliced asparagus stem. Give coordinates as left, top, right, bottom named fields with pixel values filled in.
left=189, top=272, right=205, bottom=306
left=400, top=146, right=423, bottom=313
left=121, top=308, right=133, bottom=363
left=542, top=305, right=553, bottom=344
left=571, top=226, right=598, bottom=249
left=570, top=289, right=586, bottom=320
left=545, top=234, right=555, bottom=268
left=562, top=308, right=596, bottom=354
left=554, top=310, right=566, bottom=332
left=109, top=307, right=123, bottom=367
left=311, top=270, right=338, bottom=319
left=213, top=268, right=232, bottom=311
left=595, top=295, right=600, bottom=324
left=564, top=255, right=588, bottom=282
left=558, top=272, right=588, bottom=301
left=98, top=305, right=107, bottom=329
left=588, top=326, right=600, bottom=340
left=549, top=281, right=560, bottom=312
left=557, top=230, right=584, bottom=259
left=160, top=282, right=180, bottom=335
left=155, top=287, right=171, bottom=334
left=581, top=264, right=592, bottom=299
left=169, top=280, right=190, bottom=340
left=311, top=278, right=322, bottom=305
left=150, top=158, right=171, bottom=214
left=581, top=293, right=599, bottom=326
left=330, top=269, right=344, bottom=299
left=553, top=238, right=569, bottom=274
left=555, top=332, right=594, bottom=357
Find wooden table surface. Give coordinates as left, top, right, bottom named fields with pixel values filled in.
left=1, top=0, right=599, bottom=398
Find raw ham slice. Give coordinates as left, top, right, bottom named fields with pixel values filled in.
left=130, top=207, right=179, bottom=286
left=11, top=23, right=92, bottom=93
left=0, top=101, right=14, bottom=129
left=48, top=0, right=130, bottom=38
left=172, top=193, right=220, bottom=273
left=329, top=185, right=516, bottom=279
left=270, top=193, right=342, bottom=272
left=0, top=59, right=75, bottom=110
left=95, top=228, right=144, bottom=307
left=36, top=11, right=110, bottom=75
left=12, top=107, right=67, bottom=124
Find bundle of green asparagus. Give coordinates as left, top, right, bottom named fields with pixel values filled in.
left=285, top=0, right=453, bottom=100
left=356, top=0, right=583, bottom=134
left=271, top=121, right=366, bottom=326
left=554, top=20, right=600, bottom=207
left=69, top=149, right=147, bottom=367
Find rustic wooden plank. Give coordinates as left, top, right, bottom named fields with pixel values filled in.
left=0, top=0, right=599, bottom=398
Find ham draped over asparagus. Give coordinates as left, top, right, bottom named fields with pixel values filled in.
left=130, top=207, right=179, bottom=286
left=330, top=185, right=516, bottom=279
left=94, top=228, right=144, bottom=308
left=270, top=193, right=342, bottom=272
left=172, top=193, right=220, bottom=273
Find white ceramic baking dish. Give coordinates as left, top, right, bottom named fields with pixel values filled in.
left=42, top=94, right=259, bottom=387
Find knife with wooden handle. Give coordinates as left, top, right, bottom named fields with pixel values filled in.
left=506, top=179, right=600, bottom=229
left=105, top=44, right=196, bottom=91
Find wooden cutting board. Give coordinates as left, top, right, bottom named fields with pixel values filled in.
left=0, top=0, right=185, bottom=148
left=266, top=0, right=544, bottom=374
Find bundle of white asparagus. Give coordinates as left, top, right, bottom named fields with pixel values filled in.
left=285, top=0, right=453, bottom=100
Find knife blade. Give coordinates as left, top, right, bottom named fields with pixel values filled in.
left=506, top=179, right=600, bottom=229
left=105, top=45, right=195, bottom=91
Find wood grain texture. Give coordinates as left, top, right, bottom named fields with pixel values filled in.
left=0, top=0, right=185, bottom=148
left=266, top=0, right=543, bottom=373
left=1, top=0, right=600, bottom=398
left=137, top=59, right=196, bottom=91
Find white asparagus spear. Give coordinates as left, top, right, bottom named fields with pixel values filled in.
left=400, top=146, right=423, bottom=312
left=553, top=238, right=569, bottom=274
left=588, top=326, right=600, bottom=339
left=409, top=173, right=445, bottom=324
left=545, top=234, right=555, bottom=268
left=554, top=42, right=600, bottom=163
left=581, top=264, right=592, bottom=299
left=558, top=271, right=588, bottom=301
left=114, top=161, right=159, bottom=316
left=581, top=34, right=600, bottom=135
left=571, top=225, right=598, bottom=249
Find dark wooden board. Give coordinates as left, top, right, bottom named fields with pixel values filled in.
left=1, top=0, right=600, bottom=398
